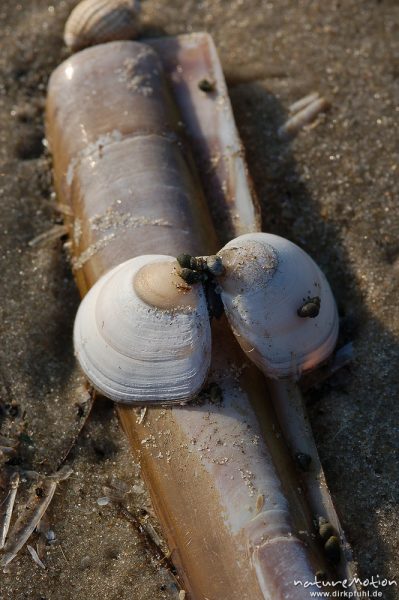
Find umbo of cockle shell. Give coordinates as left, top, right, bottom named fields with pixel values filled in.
left=215, top=232, right=339, bottom=380
left=64, top=0, right=141, bottom=52
left=73, top=255, right=212, bottom=404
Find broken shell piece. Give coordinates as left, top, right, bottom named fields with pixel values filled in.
left=73, top=255, right=211, bottom=404
left=96, top=496, right=111, bottom=506
left=278, top=95, right=330, bottom=140
left=289, top=92, right=320, bottom=114
left=27, top=544, right=46, bottom=570
left=216, top=233, right=339, bottom=379
left=64, top=0, right=140, bottom=52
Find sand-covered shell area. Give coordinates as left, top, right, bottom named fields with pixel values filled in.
left=0, top=1, right=398, bottom=598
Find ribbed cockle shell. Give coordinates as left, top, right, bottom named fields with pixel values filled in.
left=73, top=255, right=211, bottom=404
left=217, top=233, right=339, bottom=379
left=64, top=0, right=140, bottom=52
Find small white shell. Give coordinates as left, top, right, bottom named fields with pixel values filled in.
left=73, top=255, right=211, bottom=404
left=64, top=0, right=140, bottom=52
left=217, top=233, right=339, bottom=379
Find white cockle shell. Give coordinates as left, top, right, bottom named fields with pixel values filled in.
left=73, top=255, right=211, bottom=404
left=217, top=233, right=339, bottom=379
left=64, top=0, right=140, bottom=52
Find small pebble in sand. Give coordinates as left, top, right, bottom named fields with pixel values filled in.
left=80, top=555, right=92, bottom=569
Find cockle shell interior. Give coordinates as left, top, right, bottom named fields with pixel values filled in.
left=217, top=232, right=339, bottom=379
left=73, top=255, right=211, bottom=403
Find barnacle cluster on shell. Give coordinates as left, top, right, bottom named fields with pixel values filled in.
left=176, top=253, right=225, bottom=284
left=74, top=234, right=339, bottom=403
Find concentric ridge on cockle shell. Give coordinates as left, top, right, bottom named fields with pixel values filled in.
left=216, top=232, right=339, bottom=379
left=64, top=0, right=140, bottom=52
left=73, top=255, right=211, bottom=404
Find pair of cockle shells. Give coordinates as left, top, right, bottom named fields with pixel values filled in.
left=74, top=233, right=339, bottom=404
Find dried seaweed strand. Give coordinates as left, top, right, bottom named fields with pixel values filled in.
left=117, top=504, right=164, bottom=562
left=0, top=479, right=57, bottom=568
left=48, top=465, right=74, bottom=482
left=56, top=387, right=95, bottom=470
left=0, top=467, right=72, bottom=568
left=28, top=224, right=68, bottom=248
left=36, top=513, right=50, bottom=561
left=116, top=503, right=181, bottom=587
left=0, top=472, right=20, bottom=549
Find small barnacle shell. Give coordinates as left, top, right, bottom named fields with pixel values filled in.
left=73, top=255, right=211, bottom=404
left=216, top=233, right=339, bottom=379
left=64, top=0, right=140, bottom=52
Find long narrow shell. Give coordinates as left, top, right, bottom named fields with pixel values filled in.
left=217, top=232, right=339, bottom=379
left=64, top=0, right=140, bottom=52
left=73, top=255, right=211, bottom=404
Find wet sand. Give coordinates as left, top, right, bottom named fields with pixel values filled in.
left=0, top=1, right=398, bottom=598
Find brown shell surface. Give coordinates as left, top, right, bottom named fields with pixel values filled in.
left=64, top=0, right=140, bottom=51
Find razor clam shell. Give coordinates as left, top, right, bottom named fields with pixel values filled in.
left=64, top=0, right=140, bottom=52
left=218, top=232, right=339, bottom=379
left=149, top=33, right=261, bottom=243
left=46, top=34, right=356, bottom=598
left=46, top=42, right=182, bottom=199
left=73, top=255, right=211, bottom=404
left=46, top=41, right=218, bottom=288
left=121, top=318, right=324, bottom=600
